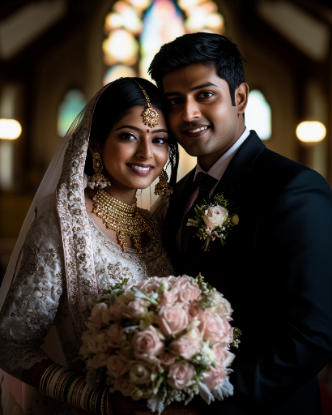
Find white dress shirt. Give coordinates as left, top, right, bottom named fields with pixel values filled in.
left=176, top=127, right=250, bottom=250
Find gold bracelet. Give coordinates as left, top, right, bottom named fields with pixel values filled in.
left=80, top=382, right=90, bottom=412
left=39, top=363, right=59, bottom=395
left=55, top=370, right=72, bottom=401
left=100, top=387, right=107, bottom=415
left=70, top=376, right=86, bottom=408
left=47, top=366, right=66, bottom=399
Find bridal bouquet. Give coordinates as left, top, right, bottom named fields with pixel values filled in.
left=80, top=275, right=239, bottom=414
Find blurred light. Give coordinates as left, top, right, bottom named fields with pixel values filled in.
left=103, top=29, right=139, bottom=65
left=0, top=119, right=22, bottom=139
left=104, top=65, right=137, bottom=85
left=245, top=90, right=271, bottom=140
left=127, top=0, right=151, bottom=13
left=206, top=13, right=224, bottom=31
left=296, top=121, right=326, bottom=142
left=105, top=13, right=123, bottom=31
left=58, top=90, right=86, bottom=137
left=178, top=0, right=206, bottom=13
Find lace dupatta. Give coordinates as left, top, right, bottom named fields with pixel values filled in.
left=0, top=83, right=111, bottom=342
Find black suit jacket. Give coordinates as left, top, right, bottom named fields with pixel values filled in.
left=163, top=131, right=332, bottom=414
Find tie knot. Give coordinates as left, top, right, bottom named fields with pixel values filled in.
left=196, top=172, right=218, bottom=193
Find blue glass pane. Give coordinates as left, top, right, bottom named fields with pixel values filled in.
left=58, top=90, right=87, bottom=137
left=246, top=90, right=272, bottom=140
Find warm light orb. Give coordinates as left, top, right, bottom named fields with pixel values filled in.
left=0, top=119, right=22, bottom=139
left=103, top=29, right=139, bottom=65
left=296, top=121, right=326, bottom=143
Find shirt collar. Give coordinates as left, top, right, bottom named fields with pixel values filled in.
left=193, top=127, right=250, bottom=182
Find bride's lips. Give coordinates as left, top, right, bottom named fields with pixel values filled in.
left=127, top=163, right=154, bottom=177
left=183, top=125, right=210, bottom=138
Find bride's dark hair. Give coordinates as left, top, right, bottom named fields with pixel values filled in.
left=84, top=77, right=179, bottom=188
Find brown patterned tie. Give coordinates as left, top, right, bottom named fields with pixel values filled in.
left=181, top=172, right=218, bottom=258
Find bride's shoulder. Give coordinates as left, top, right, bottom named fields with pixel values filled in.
left=27, top=207, right=61, bottom=242
left=138, top=196, right=169, bottom=233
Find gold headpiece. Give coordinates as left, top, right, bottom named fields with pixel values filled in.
left=135, top=81, right=160, bottom=128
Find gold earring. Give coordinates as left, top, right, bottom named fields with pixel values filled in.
left=154, top=170, right=173, bottom=196
left=87, top=152, right=111, bottom=189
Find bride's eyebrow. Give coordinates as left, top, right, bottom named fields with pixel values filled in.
left=115, top=125, right=141, bottom=132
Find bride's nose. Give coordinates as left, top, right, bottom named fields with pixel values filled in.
left=135, top=139, right=153, bottom=159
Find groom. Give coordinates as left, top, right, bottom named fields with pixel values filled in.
left=149, top=33, right=332, bottom=414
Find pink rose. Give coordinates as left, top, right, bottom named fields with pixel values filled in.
left=202, top=310, right=233, bottom=345
left=167, top=361, right=195, bottom=390
left=106, top=324, right=125, bottom=348
left=159, top=352, right=177, bottom=368
left=89, top=303, right=108, bottom=327
left=95, top=331, right=109, bottom=353
left=158, top=304, right=188, bottom=336
left=213, top=344, right=235, bottom=367
left=124, top=299, right=146, bottom=319
left=201, top=363, right=226, bottom=391
left=107, top=355, right=130, bottom=377
left=160, top=286, right=180, bottom=306
left=114, top=377, right=135, bottom=396
left=176, top=276, right=201, bottom=303
left=81, top=329, right=97, bottom=354
left=142, top=277, right=163, bottom=293
left=81, top=329, right=98, bottom=354
left=170, top=336, right=200, bottom=360
left=132, top=325, right=164, bottom=358
left=104, top=302, right=125, bottom=322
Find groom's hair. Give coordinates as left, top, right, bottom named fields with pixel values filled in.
left=148, top=33, right=246, bottom=106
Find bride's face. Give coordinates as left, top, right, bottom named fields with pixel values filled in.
left=100, top=105, right=169, bottom=191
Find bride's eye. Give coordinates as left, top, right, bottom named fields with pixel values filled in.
left=152, top=137, right=168, bottom=144
left=119, top=132, right=137, bottom=140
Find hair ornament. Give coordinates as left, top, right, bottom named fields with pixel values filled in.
left=135, top=81, right=159, bottom=128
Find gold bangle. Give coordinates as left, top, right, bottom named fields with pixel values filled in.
left=80, top=383, right=90, bottom=412
left=47, top=366, right=66, bottom=399
left=100, top=387, right=107, bottom=415
left=55, top=370, right=71, bottom=401
left=70, top=376, right=86, bottom=408
left=39, top=363, right=58, bottom=395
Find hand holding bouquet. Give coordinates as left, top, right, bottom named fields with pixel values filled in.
left=80, top=275, right=239, bottom=414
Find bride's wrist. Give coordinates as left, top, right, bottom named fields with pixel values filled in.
left=38, top=363, right=113, bottom=414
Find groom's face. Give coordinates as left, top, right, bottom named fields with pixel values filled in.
left=163, top=63, right=247, bottom=170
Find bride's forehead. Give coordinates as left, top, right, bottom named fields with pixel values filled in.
left=113, top=106, right=166, bottom=128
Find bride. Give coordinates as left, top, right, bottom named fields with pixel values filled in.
left=0, top=77, right=179, bottom=415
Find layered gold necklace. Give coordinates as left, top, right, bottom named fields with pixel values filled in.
left=92, top=189, right=154, bottom=254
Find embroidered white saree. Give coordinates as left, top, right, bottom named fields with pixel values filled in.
left=0, top=83, right=173, bottom=415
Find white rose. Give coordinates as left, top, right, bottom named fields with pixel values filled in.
left=129, top=362, right=152, bottom=384
left=203, top=205, right=228, bottom=230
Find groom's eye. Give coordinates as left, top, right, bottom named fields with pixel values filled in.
left=168, top=98, right=182, bottom=106
left=198, top=91, right=214, bottom=99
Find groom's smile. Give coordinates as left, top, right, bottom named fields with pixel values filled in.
left=163, top=62, right=248, bottom=171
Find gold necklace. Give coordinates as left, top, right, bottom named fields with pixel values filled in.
left=92, top=189, right=154, bottom=254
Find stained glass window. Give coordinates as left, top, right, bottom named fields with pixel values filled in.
left=103, top=0, right=225, bottom=84
left=246, top=90, right=272, bottom=140
left=58, top=90, right=87, bottom=137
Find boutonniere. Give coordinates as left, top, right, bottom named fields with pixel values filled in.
left=187, top=194, right=239, bottom=251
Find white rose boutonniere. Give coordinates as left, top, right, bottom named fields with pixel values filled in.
left=187, top=194, right=239, bottom=251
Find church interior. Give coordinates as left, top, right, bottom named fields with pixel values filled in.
left=0, top=0, right=332, bottom=411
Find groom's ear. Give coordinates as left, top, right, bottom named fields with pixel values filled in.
left=235, top=83, right=249, bottom=115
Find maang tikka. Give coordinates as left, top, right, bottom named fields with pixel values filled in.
left=87, top=152, right=111, bottom=189
left=135, top=81, right=160, bottom=128
left=135, top=81, right=173, bottom=197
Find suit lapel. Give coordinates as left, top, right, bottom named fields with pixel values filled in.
left=185, top=131, right=266, bottom=274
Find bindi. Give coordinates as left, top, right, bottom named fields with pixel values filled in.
left=146, top=129, right=150, bottom=133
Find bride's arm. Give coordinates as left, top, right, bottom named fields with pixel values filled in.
left=0, top=208, right=64, bottom=379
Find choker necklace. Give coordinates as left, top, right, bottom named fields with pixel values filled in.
left=92, top=189, right=154, bottom=253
